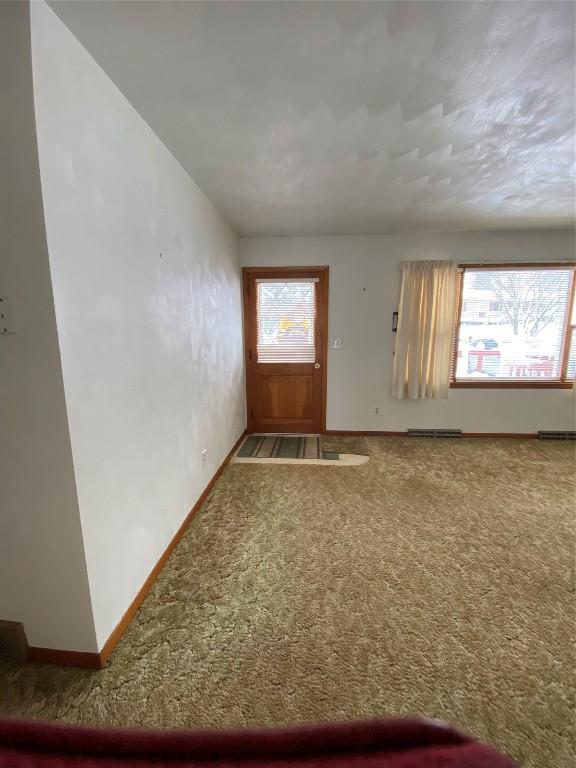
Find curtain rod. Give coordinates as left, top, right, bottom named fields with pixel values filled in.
left=457, top=261, right=575, bottom=269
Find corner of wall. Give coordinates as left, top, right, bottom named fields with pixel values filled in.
left=29, top=0, right=247, bottom=651
left=0, top=0, right=97, bottom=652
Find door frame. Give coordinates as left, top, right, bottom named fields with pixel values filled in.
left=242, top=266, right=329, bottom=434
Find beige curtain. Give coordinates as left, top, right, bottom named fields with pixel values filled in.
left=391, top=260, right=459, bottom=400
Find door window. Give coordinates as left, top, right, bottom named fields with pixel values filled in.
left=256, top=279, right=317, bottom=363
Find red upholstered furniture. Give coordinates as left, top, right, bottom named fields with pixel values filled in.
left=0, top=716, right=517, bottom=767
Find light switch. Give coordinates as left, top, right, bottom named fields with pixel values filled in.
left=331, top=337, right=341, bottom=349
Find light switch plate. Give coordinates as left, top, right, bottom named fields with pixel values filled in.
left=331, top=337, right=341, bottom=349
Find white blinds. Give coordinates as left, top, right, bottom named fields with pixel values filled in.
left=454, top=267, right=572, bottom=380
left=567, top=333, right=576, bottom=380
left=256, top=280, right=316, bottom=363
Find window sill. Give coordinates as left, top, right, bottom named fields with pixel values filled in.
left=451, top=381, right=574, bottom=389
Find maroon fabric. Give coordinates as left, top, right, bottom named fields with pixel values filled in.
left=0, top=716, right=517, bottom=767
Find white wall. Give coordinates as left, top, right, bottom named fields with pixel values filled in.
left=30, top=1, right=246, bottom=650
left=0, top=1, right=97, bottom=651
left=240, top=231, right=575, bottom=433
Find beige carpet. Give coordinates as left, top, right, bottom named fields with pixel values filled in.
left=0, top=437, right=574, bottom=767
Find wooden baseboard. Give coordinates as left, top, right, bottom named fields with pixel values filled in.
left=27, top=646, right=102, bottom=669
left=325, top=430, right=406, bottom=436
left=28, top=429, right=247, bottom=670
left=325, top=430, right=537, bottom=439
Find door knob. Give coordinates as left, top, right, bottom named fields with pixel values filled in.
left=314, top=362, right=321, bottom=369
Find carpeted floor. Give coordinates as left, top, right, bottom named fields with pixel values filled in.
left=0, top=437, right=574, bottom=767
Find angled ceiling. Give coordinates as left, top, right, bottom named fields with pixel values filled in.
left=49, top=0, right=575, bottom=236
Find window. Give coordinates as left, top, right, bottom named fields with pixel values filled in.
left=256, top=279, right=317, bottom=363
left=451, top=264, right=576, bottom=387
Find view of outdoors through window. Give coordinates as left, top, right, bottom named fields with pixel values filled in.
left=454, top=268, right=573, bottom=381
left=256, top=281, right=316, bottom=363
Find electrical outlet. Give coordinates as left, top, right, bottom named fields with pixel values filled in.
left=201, top=449, right=207, bottom=466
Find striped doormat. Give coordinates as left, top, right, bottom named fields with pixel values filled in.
left=238, top=435, right=339, bottom=460
left=232, top=435, right=369, bottom=466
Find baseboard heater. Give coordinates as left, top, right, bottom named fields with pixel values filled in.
left=537, top=431, right=576, bottom=441
left=408, top=429, right=463, bottom=438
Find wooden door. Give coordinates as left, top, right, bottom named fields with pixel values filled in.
left=243, top=267, right=328, bottom=434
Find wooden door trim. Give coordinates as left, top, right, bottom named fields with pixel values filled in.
left=242, top=266, right=329, bottom=434
left=243, top=266, right=329, bottom=274
left=242, top=270, right=252, bottom=431
left=319, top=269, right=328, bottom=434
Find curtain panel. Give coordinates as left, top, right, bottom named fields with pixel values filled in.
left=391, top=260, right=458, bottom=400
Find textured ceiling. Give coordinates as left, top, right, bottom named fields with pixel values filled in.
left=49, top=1, right=575, bottom=236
